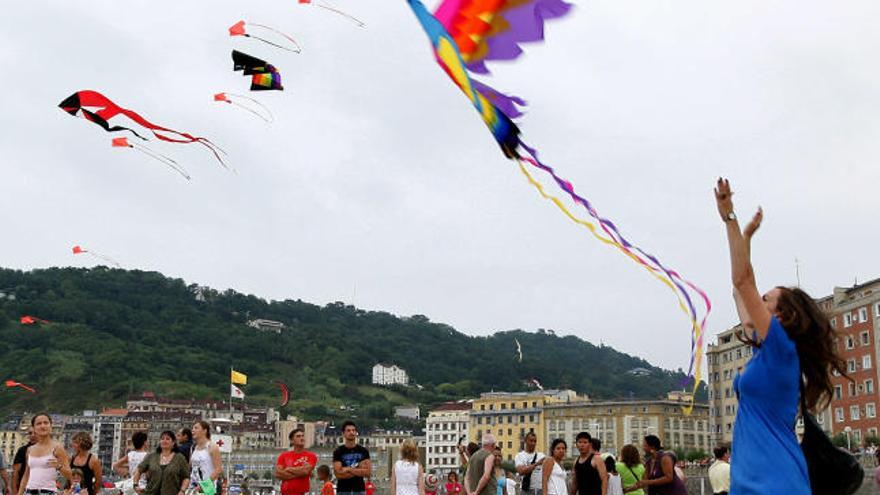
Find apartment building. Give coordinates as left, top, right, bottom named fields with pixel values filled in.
left=426, top=401, right=471, bottom=473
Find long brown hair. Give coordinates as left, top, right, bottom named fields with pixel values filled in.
left=740, top=287, right=849, bottom=411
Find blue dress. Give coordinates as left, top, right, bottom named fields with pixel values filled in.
left=730, top=317, right=810, bottom=494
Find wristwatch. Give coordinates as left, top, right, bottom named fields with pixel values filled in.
left=725, top=211, right=737, bottom=222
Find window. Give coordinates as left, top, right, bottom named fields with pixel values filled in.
left=831, top=317, right=837, bottom=329
left=849, top=382, right=857, bottom=397
left=864, top=355, right=873, bottom=370
left=736, top=349, right=742, bottom=359
left=844, top=313, right=853, bottom=328
left=862, top=331, right=871, bottom=346
left=833, top=368, right=841, bottom=377
left=866, top=379, right=874, bottom=394
left=835, top=408, right=844, bottom=422
left=851, top=405, right=860, bottom=421
left=875, top=303, right=880, bottom=318
left=848, top=359, right=857, bottom=373
left=859, top=307, right=868, bottom=323
left=500, top=403, right=506, bottom=410
left=867, top=403, right=876, bottom=419
left=834, top=385, right=843, bottom=400
left=846, top=337, right=855, bottom=350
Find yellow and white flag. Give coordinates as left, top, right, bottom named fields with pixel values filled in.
left=231, top=369, right=247, bottom=385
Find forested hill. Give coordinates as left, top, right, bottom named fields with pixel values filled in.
left=0, top=267, right=698, bottom=424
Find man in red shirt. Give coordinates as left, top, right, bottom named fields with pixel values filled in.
left=276, top=429, right=318, bottom=495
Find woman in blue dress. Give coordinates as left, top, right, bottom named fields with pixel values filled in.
left=714, top=178, right=848, bottom=494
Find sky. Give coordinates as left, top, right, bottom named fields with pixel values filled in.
left=1, top=0, right=878, bottom=374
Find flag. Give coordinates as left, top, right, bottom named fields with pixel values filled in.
left=213, top=434, right=233, bottom=453
left=231, top=384, right=245, bottom=399
left=231, top=369, right=247, bottom=385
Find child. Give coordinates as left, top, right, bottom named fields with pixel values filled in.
left=317, top=465, right=334, bottom=495
left=605, top=456, right=624, bottom=495
left=65, top=469, right=85, bottom=495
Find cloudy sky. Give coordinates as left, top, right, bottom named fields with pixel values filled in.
left=1, top=0, right=878, bottom=373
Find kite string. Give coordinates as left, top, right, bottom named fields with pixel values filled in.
left=224, top=93, right=275, bottom=123
left=248, top=23, right=303, bottom=53
left=315, top=1, right=365, bottom=27
left=514, top=152, right=708, bottom=413
left=518, top=141, right=711, bottom=378
left=130, top=143, right=192, bottom=180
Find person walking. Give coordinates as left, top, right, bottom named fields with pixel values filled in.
left=539, top=439, right=567, bottom=495
left=132, top=431, right=189, bottom=495
left=570, top=432, right=607, bottom=495
left=69, top=433, right=102, bottom=495
left=614, top=445, right=644, bottom=495
left=714, top=178, right=847, bottom=494
left=636, top=436, right=685, bottom=495
left=11, top=428, right=35, bottom=495
left=189, top=421, right=221, bottom=495
left=276, top=429, right=318, bottom=495
left=464, top=435, right=496, bottom=495
left=17, top=414, right=73, bottom=495
left=707, top=445, right=730, bottom=495
left=604, top=457, right=623, bottom=495
left=391, top=440, right=424, bottom=495
left=515, top=432, right=545, bottom=495
left=113, top=432, right=149, bottom=495
left=332, top=421, right=372, bottom=495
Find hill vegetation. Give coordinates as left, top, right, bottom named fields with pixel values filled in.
left=0, top=267, right=700, bottom=426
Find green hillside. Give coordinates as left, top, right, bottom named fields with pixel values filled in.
left=0, top=267, right=700, bottom=425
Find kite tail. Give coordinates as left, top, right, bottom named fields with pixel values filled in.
left=130, top=143, right=192, bottom=181
left=248, top=23, right=303, bottom=53
left=116, top=107, right=229, bottom=169
left=316, top=1, right=365, bottom=27
left=515, top=140, right=710, bottom=413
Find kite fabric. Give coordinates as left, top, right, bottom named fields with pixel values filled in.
left=275, top=381, right=290, bottom=407
left=20, top=315, right=49, bottom=325
left=406, top=0, right=711, bottom=412
left=298, top=0, right=365, bottom=28
left=59, top=90, right=227, bottom=168
left=232, top=51, right=284, bottom=91
left=5, top=380, right=36, bottom=393
left=112, top=137, right=191, bottom=180
left=72, top=244, right=122, bottom=269
left=214, top=93, right=275, bottom=123
left=229, top=20, right=302, bottom=53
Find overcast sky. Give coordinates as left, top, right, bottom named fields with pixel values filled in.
left=1, top=0, right=878, bottom=374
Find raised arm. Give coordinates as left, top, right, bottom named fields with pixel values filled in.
left=54, top=444, right=73, bottom=483
left=112, top=455, right=129, bottom=477
left=715, top=178, right=771, bottom=340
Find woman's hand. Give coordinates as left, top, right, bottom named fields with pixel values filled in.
left=714, top=178, right=734, bottom=221
left=743, top=207, right=763, bottom=240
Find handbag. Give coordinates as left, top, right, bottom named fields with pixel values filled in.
left=799, top=379, right=864, bottom=495
left=521, top=453, right=538, bottom=491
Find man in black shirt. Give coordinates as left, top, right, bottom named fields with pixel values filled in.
left=332, top=421, right=371, bottom=495
left=11, top=428, right=35, bottom=495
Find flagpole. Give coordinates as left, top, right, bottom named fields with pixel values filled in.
left=229, top=367, right=233, bottom=419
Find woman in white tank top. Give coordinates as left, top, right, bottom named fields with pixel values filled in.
left=113, top=431, right=150, bottom=493
left=189, top=421, right=221, bottom=492
left=391, top=440, right=424, bottom=495
left=541, top=439, right=568, bottom=495
left=19, top=414, right=72, bottom=495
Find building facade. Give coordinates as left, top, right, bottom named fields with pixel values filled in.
left=706, top=324, right=753, bottom=444
left=372, top=363, right=409, bottom=386
left=544, top=393, right=711, bottom=457
left=470, top=390, right=577, bottom=461
left=824, top=279, right=880, bottom=446
left=426, top=401, right=470, bottom=473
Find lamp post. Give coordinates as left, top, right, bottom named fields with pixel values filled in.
left=844, top=426, right=853, bottom=451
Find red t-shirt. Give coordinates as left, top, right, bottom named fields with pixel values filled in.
left=321, top=481, right=335, bottom=495
left=277, top=450, right=318, bottom=495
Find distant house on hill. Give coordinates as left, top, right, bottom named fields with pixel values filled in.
left=247, top=319, right=285, bottom=334
left=372, top=362, right=409, bottom=386
left=394, top=405, right=420, bottom=420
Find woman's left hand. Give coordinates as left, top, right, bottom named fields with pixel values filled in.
left=714, top=178, right=734, bottom=221
left=743, top=207, right=763, bottom=239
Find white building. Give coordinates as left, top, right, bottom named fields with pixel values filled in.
left=247, top=319, right=286, bottom=334
left=372, top=362, right=409, bottom=386
left=426, top=401, right=471, bottom=473
left=395, top=405, right=420, bottom=420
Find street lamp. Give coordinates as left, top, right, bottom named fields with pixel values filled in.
left=844, top=426, right=852, bottom=451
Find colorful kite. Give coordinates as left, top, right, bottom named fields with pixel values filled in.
left=275, top=381, right=290, bottom=407
left=214, top=93, right=274, bottom=123
left=20, top=316, right=50, bottom=325
left=406, top=0, right=711, bottom=412
left=112, top=137, right=191, bottom=180
left=229, top=20, right=302, bottom=53
left=58, top=90, right=227, bottom=168
left=72, top=245, right=122, bottom=268
left=232, top=51, right=284, bottom=91
left=298, top=0, right=364, bottom=28
left=5, top=380, right=36, bottom=393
